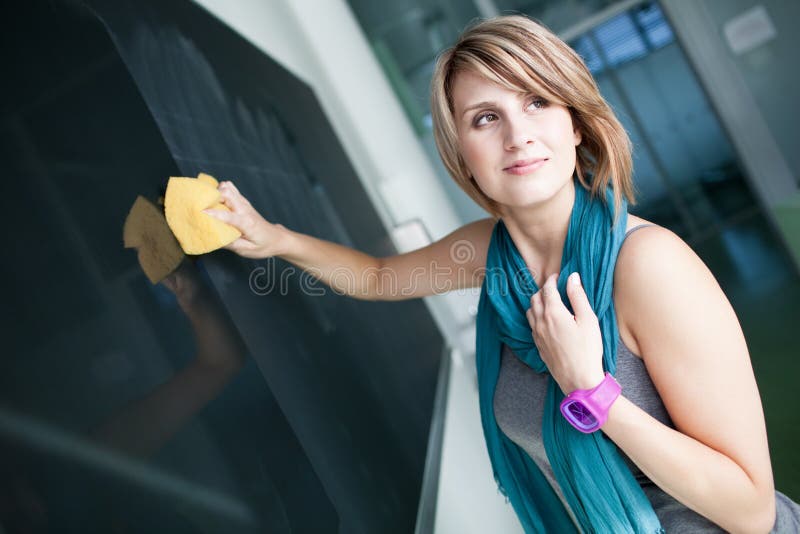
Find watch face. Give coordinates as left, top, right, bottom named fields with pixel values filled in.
left=562, top=400, right=599, bottom=432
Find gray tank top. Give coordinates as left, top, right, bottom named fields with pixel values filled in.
left=492, top=224, right=800, bottom=533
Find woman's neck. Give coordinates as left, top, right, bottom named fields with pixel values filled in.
left=500, top=179, right=575, bottom=282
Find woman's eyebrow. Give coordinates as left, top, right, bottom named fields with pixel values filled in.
left=461, top=101, right=495, bottom=118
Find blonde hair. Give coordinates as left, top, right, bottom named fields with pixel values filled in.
left=430, top=15, right=635, bottom=218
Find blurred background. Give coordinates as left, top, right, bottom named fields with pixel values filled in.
left=1, top=0, right=797, bottom=532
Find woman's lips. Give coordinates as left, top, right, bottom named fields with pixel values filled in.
left=504, top=158, right=548, bottom=175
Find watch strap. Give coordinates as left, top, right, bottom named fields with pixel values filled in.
left=560, top=372, right=621, bottom=432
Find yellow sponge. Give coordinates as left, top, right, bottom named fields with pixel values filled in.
left=197, top=172, right=219, bottom=188
left=164, top=173, right=241, bottom=255
left=123, top=196, right=185, bottom=284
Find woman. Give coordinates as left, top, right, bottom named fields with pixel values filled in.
left=205, top=15, right=798, bottom=533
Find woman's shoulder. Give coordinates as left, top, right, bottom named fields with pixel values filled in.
left=613, top=214, right=719, bottom=357
left=615, top=214, right=705, bottom=282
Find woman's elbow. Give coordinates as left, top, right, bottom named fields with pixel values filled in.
left=755, top=496, right=776, bottom=534
left=737, top=491, right=776, bottom=534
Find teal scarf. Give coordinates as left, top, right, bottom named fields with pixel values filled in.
left=476, top=181, right=664, bottom=533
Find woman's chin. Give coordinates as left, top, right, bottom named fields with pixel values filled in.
left=497, top=186, right=575, bottom=216
left=500, top=188, right=556, bottom=209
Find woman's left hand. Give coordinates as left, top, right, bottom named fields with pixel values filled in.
left=527, top=272, right=606, bottom=395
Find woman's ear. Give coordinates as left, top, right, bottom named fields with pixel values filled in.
left=568, top=108, right=582, bottom=146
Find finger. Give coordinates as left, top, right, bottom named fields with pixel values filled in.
left=219, top=189, right=241, bottom=211
left=161, top=275, right=177, bottom=292
left=566, top=272, right=594, bottom=322
left=540, top=273, right=562, bottom=310
left=526, top=306, right=543, bottom=347
left=203, top=208, right=245, bottom=231
left=218, top=180, right=241, bottom=195
left=525, top=306, right=535, bottom=327
left=530, top=289, right=544, bottom=319
left=218, top=188, right=246, bottom=212
left=222, top=237, right=254, bottom=252
left=218, top=189, right=233, bottom=208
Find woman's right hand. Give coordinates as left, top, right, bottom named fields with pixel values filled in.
left=203, top=181, right=288, bottom=259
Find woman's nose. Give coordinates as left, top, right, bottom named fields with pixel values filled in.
left=503, top=117, right=535, bottom=150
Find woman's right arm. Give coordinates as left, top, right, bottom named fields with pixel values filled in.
left=205, top=181, right=495, bottom=301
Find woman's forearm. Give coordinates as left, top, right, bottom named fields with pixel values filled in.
left=602, top=396, right=776, bottom=534
left=179, top=289, right=247, bottom=374
left=277, top=227, right=385, bottom=300
left=92, top=360, right=239, bottom=458
left=211, top=182, right=397, bottom=300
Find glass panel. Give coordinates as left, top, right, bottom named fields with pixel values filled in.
left=700, top=0, right=800, bottom=186
left=593, top=12, right=649, bottom=67
left=565, top=1, right=800, bottom=500
left=569, top=2, right=760, bottom=244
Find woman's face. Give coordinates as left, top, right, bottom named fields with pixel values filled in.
left=452, top=70, right=581, bottom=213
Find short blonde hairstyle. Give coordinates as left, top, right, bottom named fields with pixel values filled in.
left=431, top=15, right=635, bottom=218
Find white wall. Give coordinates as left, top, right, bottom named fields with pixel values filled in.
left=434, top=350, right=524, bottom=534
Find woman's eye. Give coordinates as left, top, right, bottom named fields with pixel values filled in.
left=527, top=98, right=547, bottom=111
left=474, top=113, right=498, bottom=127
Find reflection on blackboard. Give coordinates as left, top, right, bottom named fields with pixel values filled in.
left=92, top=262, right=246, bottom=457
left=1, top=1, right=441, bottom=533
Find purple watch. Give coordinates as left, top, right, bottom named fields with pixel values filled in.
left=559, top=373, right=621, bottom=433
